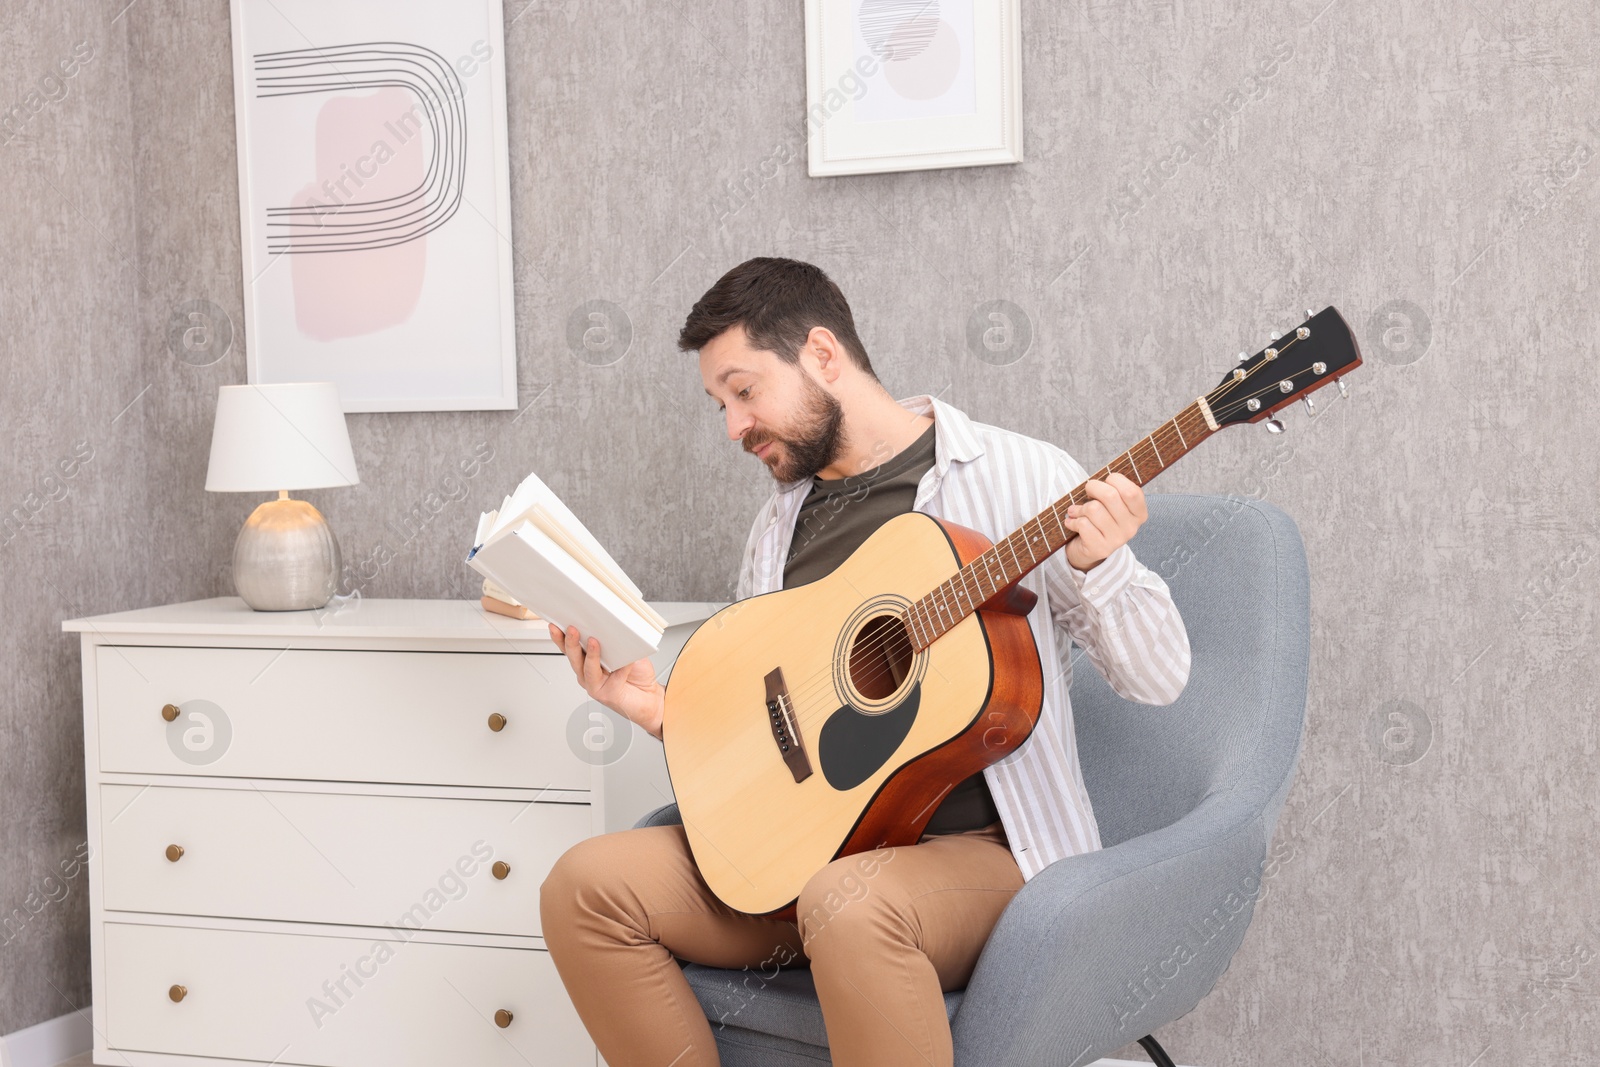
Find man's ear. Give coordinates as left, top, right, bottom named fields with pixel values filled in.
left=805, top=326, right=846, bottom=383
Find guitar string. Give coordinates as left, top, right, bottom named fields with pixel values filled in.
left=744, top=346, right=1323, bottom=742
left=766, top=346, right=1315, bottom=731
left=762, top=409, right=1213, bottom=730
left=834, top=332, right=1309, bottom=673
left=767, top=335, right=1307, bottom=718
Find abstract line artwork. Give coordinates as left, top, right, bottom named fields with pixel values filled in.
left=852, top=0, right=976, bottom=123
left=804, top=0, right=1020, bottom=176
left=231, top=0, right=516, bottom=413
left=255, top=44, right=467, bottom=255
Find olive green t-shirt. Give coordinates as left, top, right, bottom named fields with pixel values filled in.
left=781, top=422, right=1000, bottom=836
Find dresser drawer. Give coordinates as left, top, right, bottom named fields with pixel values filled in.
left=103, top=922, right=592, bottom=1066
left=100, top=785, right=587, bottom=937
left=96, top=646, right=593, bottom=789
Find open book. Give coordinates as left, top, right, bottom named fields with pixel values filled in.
left=466, top=472, right=667, bottom=672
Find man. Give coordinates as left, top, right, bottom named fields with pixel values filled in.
left=541, top=257, right=1191, bottom=1067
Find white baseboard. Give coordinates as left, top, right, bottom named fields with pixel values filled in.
left=0, top=1007, right=92, bottom=1067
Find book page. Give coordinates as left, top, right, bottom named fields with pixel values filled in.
left=527, top=504, right=668, bottom=631
left=484, top=471, right=643, bottom=599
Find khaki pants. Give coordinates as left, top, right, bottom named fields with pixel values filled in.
left=539, top=819, right=1022, bottom=1067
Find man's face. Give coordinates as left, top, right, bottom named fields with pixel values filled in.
left=700, top=325, right=846, bottom=483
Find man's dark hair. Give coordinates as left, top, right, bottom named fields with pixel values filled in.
left=677, top=257, right=877, bottom=381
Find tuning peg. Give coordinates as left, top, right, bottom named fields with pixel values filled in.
left=1264, top=417, right=1285, bottom=434
left=1305, top=308, right=1314, bottom=319
left=1301, top=395, right=1316, bottom=417
left=1269, top=330, right=1281, bottom=341
left=1335, top=377, right=1348, bottom=399
left=1237, top=351, right=1249, bottom=363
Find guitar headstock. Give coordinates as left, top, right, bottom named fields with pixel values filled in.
left=1209, top=307, right=1363, bottom=428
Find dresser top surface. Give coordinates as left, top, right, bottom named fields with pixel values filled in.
left=63, top=596, right=725, bottom=647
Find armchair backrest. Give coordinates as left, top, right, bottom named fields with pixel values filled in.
left=1070, top=494, right=1311, bottom=849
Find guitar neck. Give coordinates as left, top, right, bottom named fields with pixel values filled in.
left=905, top=397, right=1220, bottom=650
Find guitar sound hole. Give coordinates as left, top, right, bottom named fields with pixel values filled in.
left=848, top=614, right=914, bottom=701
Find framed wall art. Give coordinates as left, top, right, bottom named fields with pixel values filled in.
left=229, top=0, right=517, bottom=412
left=804, top=0, right=1023, bottom=177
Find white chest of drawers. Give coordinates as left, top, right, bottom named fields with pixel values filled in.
left=64, top=597, right=719, bottom=1067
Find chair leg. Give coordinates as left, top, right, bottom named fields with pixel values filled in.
left=1137, top=1034, right=1176, bottom=1067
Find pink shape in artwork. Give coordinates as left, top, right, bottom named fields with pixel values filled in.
left=288, top=86, right=428, bottom=340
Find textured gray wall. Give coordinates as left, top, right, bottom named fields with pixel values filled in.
left=3, top=0, right=1597, bottom=1062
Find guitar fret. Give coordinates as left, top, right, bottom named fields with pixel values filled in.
left=955, top=572, right=974, bottom=612
left=902, top=397, right=1221, bottom=656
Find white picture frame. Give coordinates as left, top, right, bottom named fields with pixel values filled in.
left=804, top=0, right=1023, bottom=177
left=229, top=0, right=518, bottom=412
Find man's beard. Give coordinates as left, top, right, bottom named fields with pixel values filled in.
left=745, top=369, right=846, bottom=483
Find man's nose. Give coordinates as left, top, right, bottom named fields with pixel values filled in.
left=726, top=409, right=754, bottom=441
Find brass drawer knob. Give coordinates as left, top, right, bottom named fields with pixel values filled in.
left=169, top=984, right=187, bottom=1003
left=165, top=844, right=185, bottom=862
left=161, top=703, right=180, bottom=722
left=492, top=861, right=510, bottom=880
left=487, top=713, right=507, bottom=732
left=494, top=1008, right=513, bottom=1028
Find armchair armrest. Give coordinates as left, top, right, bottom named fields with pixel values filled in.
left=953, top=795, right=1272, bottom=1065
left=634, top=802, right=683, bottom=829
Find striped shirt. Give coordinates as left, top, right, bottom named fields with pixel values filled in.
left=735, top=393, right=1191, bottom=881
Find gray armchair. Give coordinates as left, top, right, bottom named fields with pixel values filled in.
left=634, top=494, right=1311, bottom=1066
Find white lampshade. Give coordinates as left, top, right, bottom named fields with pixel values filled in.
left=205, top=383, right=359, bottom=492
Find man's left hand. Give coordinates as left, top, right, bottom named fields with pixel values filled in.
left=1063, top=473, right=1147, bottom=572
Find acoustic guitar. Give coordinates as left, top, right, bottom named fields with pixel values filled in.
left=663, top=306, right=1363, bottom=918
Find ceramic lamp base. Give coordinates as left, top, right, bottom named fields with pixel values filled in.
left=232, top=495, right=342, bottom=611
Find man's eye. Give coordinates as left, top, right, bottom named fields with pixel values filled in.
left=739, top=388, right=751, bottom=400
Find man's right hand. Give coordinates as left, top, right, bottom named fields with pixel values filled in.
left=548, top=624, right=666, bottom=741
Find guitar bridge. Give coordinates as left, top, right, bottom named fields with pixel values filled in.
left=763, top=668, right=813, bottom=784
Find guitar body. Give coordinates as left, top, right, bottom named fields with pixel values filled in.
left=663, top=510, right=1044, bottom=917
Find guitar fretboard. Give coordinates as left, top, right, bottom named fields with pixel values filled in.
left=904, top=398, right=1218, bottom=650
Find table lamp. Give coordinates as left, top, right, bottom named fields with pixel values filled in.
left=205, top=382, right=360, bottom=610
